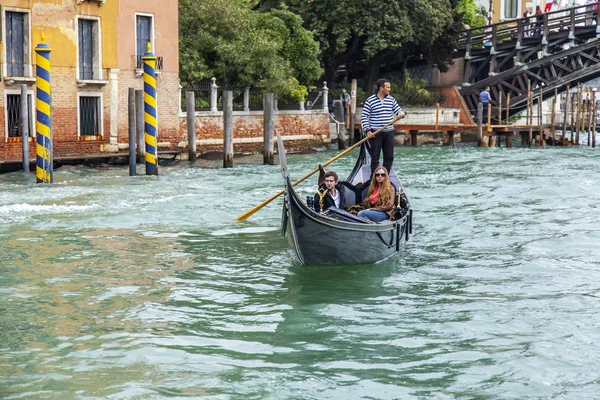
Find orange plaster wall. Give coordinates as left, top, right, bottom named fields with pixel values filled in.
left=116, top=0, right=179, bottom=73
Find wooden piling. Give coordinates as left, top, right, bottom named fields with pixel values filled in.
left=350, top=79, right=357, bottom=145
left=448, top=130, right=455, bottom=147
left=592, top=100, right=597, bottom=148
left=186, top=91, right=197, bottom=161
left=477, top=103, right=487, bottom=147
left=571, top=86, right=577, bottom=143
left=563, top=85, right=570, bottom=145
left=223, top=90, right=234, bottom=168
left=334, top=100, right=347, bottom=149
left=435, top=103, right=440, bottom=131
left=498, top=92, right=502, bottom=126
left=587, top=92, right=593, bottom=146
left=506, top=132, right=512, bottom=148
left=538, top=89, right=543, bottom=147
left=506, top=93, right=511, bottom=125
left=135, top=89, right=145, bottom=163
left=490, top=133, right=497, bottom=147
left=20, top=84, right=30, bottom=172
left=575, top=85, right=582, bottom=145
left=528, top=80, right=533, bottom=147
left=410, top=130, right=418, bottom=146
left=128, top=88, right=136, bottom=176
left=550, top=89, right=557, bottom=145
left=263, top=93, right=275, bottom=165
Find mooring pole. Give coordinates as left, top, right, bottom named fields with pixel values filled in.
left=142, top=43, right=158, bottom=175
left=35, top=33, right=52, bottom=184
left=20, top=84, right=29, bottom=173
left=538, top=88, right=544, bottom=147
left=223, top=90, right=234, bottom=168
left=135, top=90, right=145, bottom=163
left=550, top=89, right=557, bottom=146
left=563, top=85, right=570, bottom=145
left=128, top=88, right=136, bottom=176
left=263, top=93, right=275, bottom=165
left=350, top=79, right=358, bottom=145
left=527, top=80, right=533, bottom=147
left=477, top=102, right=487, bottom=147
left=334, top=99, right=346, bottom=149
left=592, top=100, right=597, bottom=148
left=186, top=91, right=197, bottom=161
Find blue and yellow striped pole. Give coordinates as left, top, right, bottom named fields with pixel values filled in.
left=35, top=33, right=52, bottom=183
left=142, top=42, right=158, bottom=175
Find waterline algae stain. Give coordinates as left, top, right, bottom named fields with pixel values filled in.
left=2, top=143, right=600, bottom=398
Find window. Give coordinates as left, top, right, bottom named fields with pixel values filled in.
left=5, top=11, right=31, bottom=77
left=136, top=14, right=153, bottom=68
left=78, top=94, right=103, bottom=137
left=77, top=17, right=102, bottom=80
left=503, top=0, right=519, bottom=19
left=4, top=91, right=34, bottom=139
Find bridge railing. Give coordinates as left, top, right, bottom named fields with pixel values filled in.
left=459, top=2, right=600, bottom=50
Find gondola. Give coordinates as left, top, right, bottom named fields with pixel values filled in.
left=277, top=133, right=413, bottom=266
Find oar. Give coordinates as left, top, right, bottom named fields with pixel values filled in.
left=234, top=114, right=404, bottom=221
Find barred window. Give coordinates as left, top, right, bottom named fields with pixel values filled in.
left=79, top=95, right=102, bottom=137
left=5, top=93, right=34, bottom=138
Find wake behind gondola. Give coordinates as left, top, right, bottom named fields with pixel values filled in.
left=277, top=133, right=413, bottom=266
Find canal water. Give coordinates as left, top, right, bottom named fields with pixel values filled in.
left=2, top=141, right=600, bottom=399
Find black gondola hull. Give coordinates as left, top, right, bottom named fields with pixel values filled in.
left=283, top=186, right=408, bottom=265
left=276, top=133, right=412, bottom=266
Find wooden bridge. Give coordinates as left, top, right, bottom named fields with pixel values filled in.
left=456, top=2, right=600, bottom=116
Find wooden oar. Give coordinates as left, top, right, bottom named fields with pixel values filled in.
left=234, top=114, right=404, bottom=221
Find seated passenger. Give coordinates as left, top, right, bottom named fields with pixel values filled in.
left=357, top=167, right=396, bottom=222
left=314, top=171, right=345, bottom=213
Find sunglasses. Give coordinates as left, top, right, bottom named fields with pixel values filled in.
left=375, top=173, right=386, bottom=177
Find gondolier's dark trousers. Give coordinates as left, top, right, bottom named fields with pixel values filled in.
left=369, top=130, right=395, bottom=175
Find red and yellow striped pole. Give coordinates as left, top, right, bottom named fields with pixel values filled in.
left=142, top=42, right=158, bottom=175
left=35, top=33, right=52, bottom=183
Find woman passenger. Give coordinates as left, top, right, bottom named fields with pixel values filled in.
left=357, top=167, right=396, bottom=222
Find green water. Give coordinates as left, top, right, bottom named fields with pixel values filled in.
left=2, top=142, right=600, bottom=399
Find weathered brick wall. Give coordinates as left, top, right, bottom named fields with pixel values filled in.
left=115, top=70, right=181, bottom=150
left=177, top=110, right=330, bottom=154
left=432, top=58, right=465, bottom=86
left=0, top=69, right=183, bottom=162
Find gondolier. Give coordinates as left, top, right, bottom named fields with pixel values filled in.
left=361, top=79, right=405, bottom=175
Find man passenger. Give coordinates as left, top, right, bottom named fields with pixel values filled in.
left=313, top=171, right=345, bottom=213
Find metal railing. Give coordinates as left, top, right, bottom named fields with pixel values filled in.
left=134, top=55, right=164, bottom=71
left=458, top=2, right=600, bottom=51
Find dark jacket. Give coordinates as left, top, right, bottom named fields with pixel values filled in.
left=313, top=183, right=346, bottom=213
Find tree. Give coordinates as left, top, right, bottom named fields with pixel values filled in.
left=179, top=0, right=322, bottom=96
left=261, top=0, right=464, bottom=88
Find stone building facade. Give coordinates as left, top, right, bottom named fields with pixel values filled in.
left=0, top=0, right=180, bottom=162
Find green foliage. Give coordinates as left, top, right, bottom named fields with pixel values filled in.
left=288, top=78, right=308, bottom=102
left=392, top=71, right=444, bottom=107
left=456, top=0, right=487, bottom=28
left=261, top=0, right=461, bottom=81
left=179, top=0, right=322, bottom=96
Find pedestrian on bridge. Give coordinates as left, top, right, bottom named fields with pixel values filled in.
left=535, top=5, right=543, bottom=36
left=479, top=86, right=491, bottom=122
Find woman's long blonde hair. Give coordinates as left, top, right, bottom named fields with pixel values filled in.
left=364, top=167, right=394, bottom=207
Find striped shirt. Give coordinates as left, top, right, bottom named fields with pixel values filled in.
left=361, top=93, right=404, bottom=133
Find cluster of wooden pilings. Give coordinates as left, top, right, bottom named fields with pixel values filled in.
left=478, top=83, right=598, bottom=148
